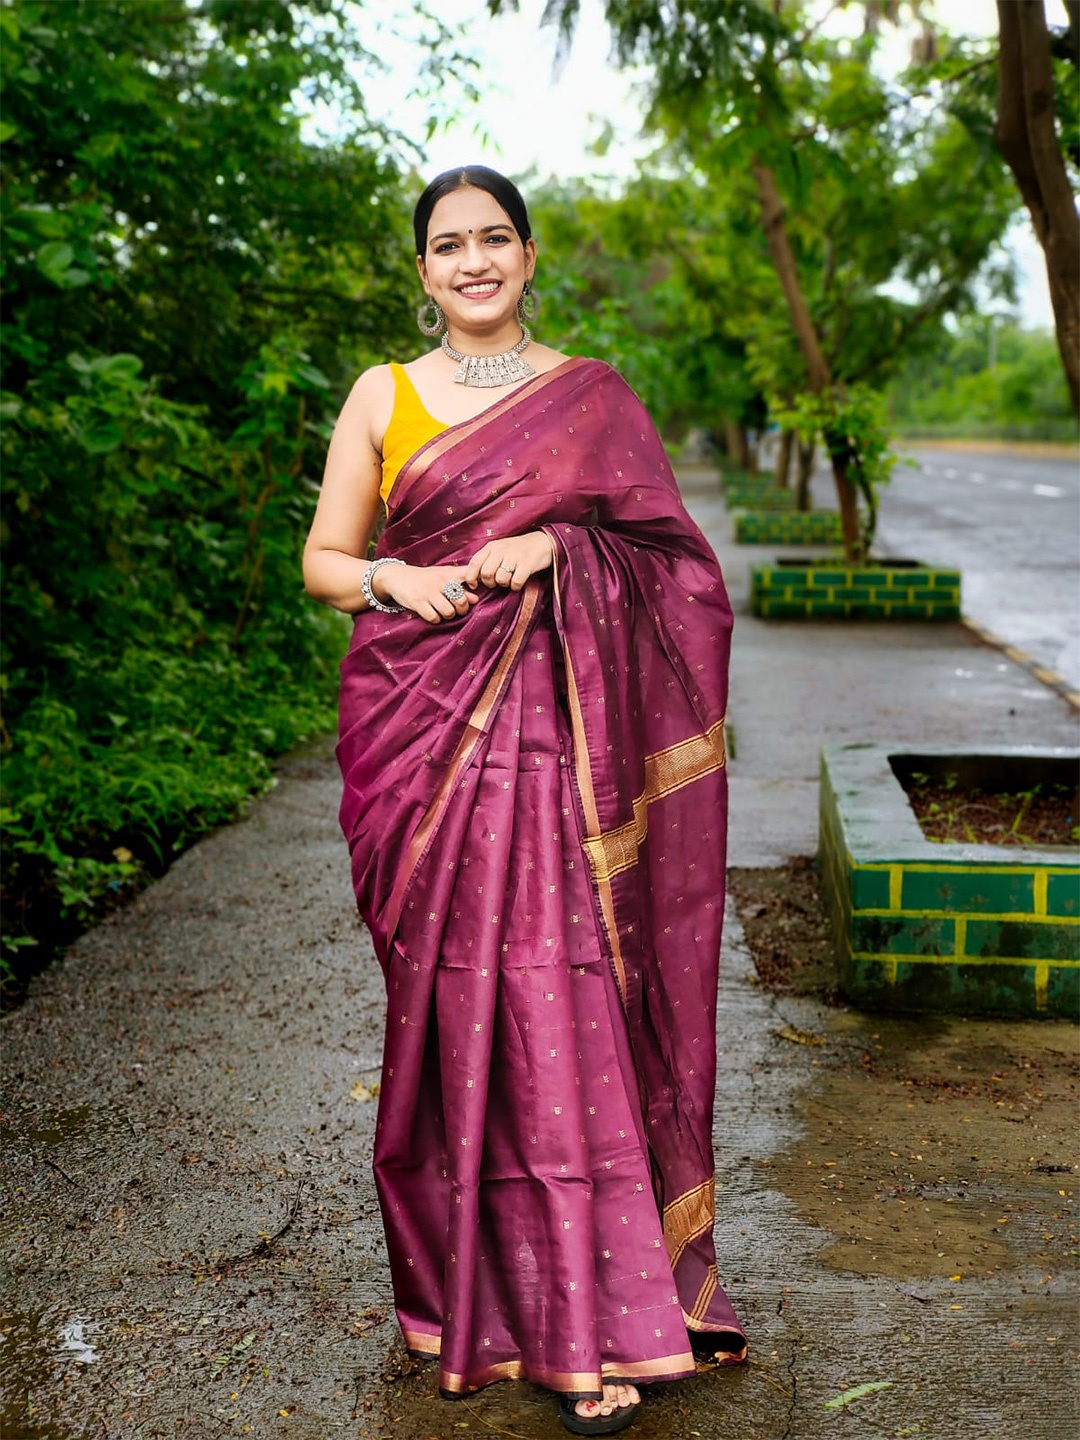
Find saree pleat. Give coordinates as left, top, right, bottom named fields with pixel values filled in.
left=338, top=357, right=746, bottom=1399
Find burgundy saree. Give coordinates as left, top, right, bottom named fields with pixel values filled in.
left=337, top=356, right=746, bottom=1399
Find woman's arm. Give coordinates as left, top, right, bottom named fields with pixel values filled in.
left=303, top=368, right=481, bottom=623
left=302, top=368, right=387, bottom=614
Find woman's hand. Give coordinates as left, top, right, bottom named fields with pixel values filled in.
left=464, top=531, right=555, bottom=592
left=375, top=563, right=481, bottom=625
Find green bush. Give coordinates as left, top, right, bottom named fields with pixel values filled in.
left=889, top=321, right=1078, bottom=441
left=0, top=0, right=437, bottom=990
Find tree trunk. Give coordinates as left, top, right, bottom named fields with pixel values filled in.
left=774, top=427, right=794, bottom=488
left=753, top=161, right=861, bottom=555
left=722, top=416, right=751, bottom=472
left=745, top=430, right=760, bottom=474
left=795, top=437, right=816, bottom=510
left=995, top=0, right=1080, bottom=417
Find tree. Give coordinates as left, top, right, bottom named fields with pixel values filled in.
left=493, top=0, right=1017, bottom=556
left=528, top=174, right=768, bottom=456
left=994, top=0, right=1080, bottom=416
left=0, top=0, right=470, bottom=970
left=888, top=317, right=1076, bottom=439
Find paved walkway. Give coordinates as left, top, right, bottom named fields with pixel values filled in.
left=2, top=468, right=1077, bottom=1439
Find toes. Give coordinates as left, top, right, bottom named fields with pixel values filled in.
left=573, top=1384, right=641, bottom=1421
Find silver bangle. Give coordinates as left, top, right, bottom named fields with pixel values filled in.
left=362, top=556, right=406, bottom=614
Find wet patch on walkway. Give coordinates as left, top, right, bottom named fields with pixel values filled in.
left=3, top=744, right=1078, bottom=1439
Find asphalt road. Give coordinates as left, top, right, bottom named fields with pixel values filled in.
left=871, top=445, right=1080, bottom=689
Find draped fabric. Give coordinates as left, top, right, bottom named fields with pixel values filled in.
left=337, top=356, right=746, bottom=1399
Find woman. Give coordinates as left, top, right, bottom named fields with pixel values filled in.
left=303, top=166, right=746, bottom=1436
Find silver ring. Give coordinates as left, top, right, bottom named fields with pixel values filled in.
left=497, top=564, right=514, bottom=574
left=442, top=581, right=466, bottom=601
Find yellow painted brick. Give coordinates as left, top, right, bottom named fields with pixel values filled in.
left=851, top=952, right=1079, bottom=969
left=1034, top=962, right=1049, bottom=1011
left=889, top=867, right=902, bottom=911
left=858, top=907, right=1073, bottom=925
left=1034, top=871, right=1048, bottom=917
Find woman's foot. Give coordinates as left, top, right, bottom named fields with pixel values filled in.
left=558, top=1382, right=640, bottom=1435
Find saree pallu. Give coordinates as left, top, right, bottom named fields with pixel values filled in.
left=337, top=357, right=746, bottom=1399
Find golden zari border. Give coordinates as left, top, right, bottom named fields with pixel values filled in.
left=582, top=720, right=727, bottom=885
left=688, top=1263, right=719, bottom=1325
left=550, top=545, right=628, bottom=1005
left=663, top=1176, right=716, bottom=1270
left=402, top=1327, right=441, bottom=1356
left=435, top=1348, right=698, bottom=1396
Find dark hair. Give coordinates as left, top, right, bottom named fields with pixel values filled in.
left=413, top=166, right=532, bottom=258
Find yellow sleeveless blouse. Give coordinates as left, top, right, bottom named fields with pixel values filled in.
left=380, top=363, right=448, bottom=506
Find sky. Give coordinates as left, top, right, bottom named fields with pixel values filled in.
left=365, top=0, right=1067, bottom=329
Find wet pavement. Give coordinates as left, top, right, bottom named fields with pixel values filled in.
left=2, top=467, right=1078, bottom=1439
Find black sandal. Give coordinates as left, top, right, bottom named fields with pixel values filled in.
left=688, top=1329, right=741, bottom=1366
left=557, top=1390, right=639, bottom=1435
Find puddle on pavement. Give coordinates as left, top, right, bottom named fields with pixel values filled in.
left=0, top=1101, right=141, bottom=1227
left=768, top=1013, right=1079, bottom=1281
left=2, top=1100, right=136, bottom=1163
left=1, top=1308, right=100, bottom=1440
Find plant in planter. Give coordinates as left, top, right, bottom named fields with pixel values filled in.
left=772, top=384, right=897, bottom=560
left=748, top=387, right=960, bottom=617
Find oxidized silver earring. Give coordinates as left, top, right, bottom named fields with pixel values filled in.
left=417, top=298, right=445, bottom=337
left=517, top=281, right=539, bottom=324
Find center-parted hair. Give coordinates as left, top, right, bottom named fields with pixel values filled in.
left=413, top=166, right=532, bottom=258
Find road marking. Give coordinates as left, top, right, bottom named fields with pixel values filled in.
left=944, top=468, right=958, bottom=478
left=1032, top=484, right=1064, bottom=497
left=963, top=616, right=1080, bottom=714
left=969, top=471, right=987, bottom=481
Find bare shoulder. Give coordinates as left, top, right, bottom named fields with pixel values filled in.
left=529, top=342, right=572, bottom=375
left=348, top=362, right=395, bottom=405
left=337, top=363, right=395, bottom=449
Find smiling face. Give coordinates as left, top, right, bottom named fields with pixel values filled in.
left=417, top=185, right=536, bottom=350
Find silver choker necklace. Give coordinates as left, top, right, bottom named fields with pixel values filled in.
left=441, top=327, right=534, bottom=388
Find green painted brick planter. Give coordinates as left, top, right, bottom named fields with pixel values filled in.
left=724, top=486, right=795, bottom=511
left=733, top=509, right=845, bottom=545
left=819, top=744, right=1080, bottom=1018
left=751, top=558, right=961, bottom=619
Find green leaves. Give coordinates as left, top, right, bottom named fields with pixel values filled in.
left=67, top=352, right=144, bottom=385
left=889, top=318, right=1076, bottom=441
left=823, top=1380, right=894, bottom=1410
left=35, top=240, right=86, bottom=288
left=0, top=0, right=482, bottom=988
